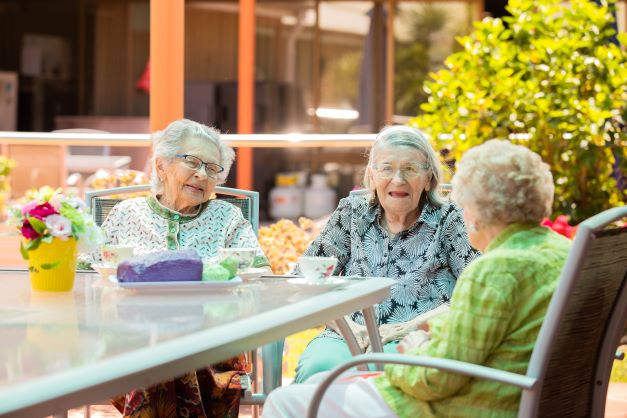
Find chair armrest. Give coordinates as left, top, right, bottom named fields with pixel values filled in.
left=306, top=353, right=537, bottom=418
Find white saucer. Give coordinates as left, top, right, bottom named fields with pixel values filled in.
left=238, top=267, right=267, bottom=282
left=286, top=277, right=348, bottom=291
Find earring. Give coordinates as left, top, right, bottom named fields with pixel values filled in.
left=468, top=223, right=478, bottom=233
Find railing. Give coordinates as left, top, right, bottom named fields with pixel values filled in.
left=0, top=131, right=377, bottom=148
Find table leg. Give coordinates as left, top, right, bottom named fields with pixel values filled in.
left=333, top=317, right=368, bottom=371
left=362, top=306, right=384, bottom=371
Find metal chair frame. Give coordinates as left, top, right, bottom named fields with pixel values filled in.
left=307, top=205, right=627, bottom=418
left=86, top=184, right=260, bottom=234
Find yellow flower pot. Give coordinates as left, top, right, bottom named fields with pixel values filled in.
left=27, top=237, right=78, bottom=292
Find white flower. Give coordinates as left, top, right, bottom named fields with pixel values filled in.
left=49, top=194, right=65, bottom=211
left=67, top=197, right=87, bottom=211
left=6, top=206, right=24, bottom=228
left=45, top=215, right=73, bottom=240
left=76, top=219, right=103, bottom=253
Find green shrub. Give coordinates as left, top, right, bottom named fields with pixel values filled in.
left=412, top=0, right=626, bottom=222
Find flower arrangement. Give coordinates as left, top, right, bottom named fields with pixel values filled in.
left=7, top=186, right=102, bottom=260
left=542, top=215, right=577, bottom=240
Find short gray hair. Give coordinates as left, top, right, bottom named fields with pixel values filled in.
left=451, top=139, right=554, bottom=225
left=150, top=119, right=235, bottom=194
left=363, top=125, right=445, bottom=206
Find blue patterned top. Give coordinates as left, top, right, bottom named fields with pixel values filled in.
left=303, top=195, right=479, bottom=332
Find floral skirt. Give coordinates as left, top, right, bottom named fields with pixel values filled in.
left=112, top=355, right=247, bottom=418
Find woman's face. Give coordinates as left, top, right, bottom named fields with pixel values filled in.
left=368, top=145, right=432, bottom=219
left=156, top=136, right=220, bottom=213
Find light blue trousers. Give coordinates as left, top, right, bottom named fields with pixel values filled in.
left=294, top=336, right=399, bottom=383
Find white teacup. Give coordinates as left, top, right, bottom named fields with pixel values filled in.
left=217, top=247, right=257, bottom=271
left=101, top=245, right=135, bottom=265
left=298, top=256, right=338, bottom=281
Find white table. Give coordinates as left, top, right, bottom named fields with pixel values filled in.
left=0, top=271, right=394, bottom=418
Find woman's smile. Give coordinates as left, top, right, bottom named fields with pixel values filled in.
left=388, top=191, right=410, bottom=198
left=185, top=183, right=205, bottom=194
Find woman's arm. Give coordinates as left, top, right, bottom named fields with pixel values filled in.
left=378, top=304, right=450, bottom=344
left=385, top=260, right=516, bottom=401
left=225, top=210, right=271, bottom=269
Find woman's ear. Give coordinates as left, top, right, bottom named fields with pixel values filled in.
left=367, top=166, right=376, bottom=191
left=425, top=174, right=433, bottom=192
left=155, top=156, right=167, bottom=181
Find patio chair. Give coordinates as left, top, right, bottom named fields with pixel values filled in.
left=86, top=184, right=260, bottom=234
left=307, top=205, right=627, bottom=418
left=84, top=184, right=281, bottom=410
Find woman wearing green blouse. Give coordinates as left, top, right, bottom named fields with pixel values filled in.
left=263, top=140, right=572, bottom=418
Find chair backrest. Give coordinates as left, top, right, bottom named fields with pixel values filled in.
left=349, top=183, right=452, bottom=199
left=520, top=206, right=627, bottom=418
left=85, top=185, right=260, bottom=234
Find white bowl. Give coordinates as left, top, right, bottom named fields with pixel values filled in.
left=298, top=256, right=338, bottom=281
left=217, top=247, right=257, bottom=271
left=91, top=263, right=117, bottom=279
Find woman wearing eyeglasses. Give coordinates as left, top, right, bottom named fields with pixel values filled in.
left=100, top=119, right=269, bottom=418
left=294, top=125, right=479, bottom=383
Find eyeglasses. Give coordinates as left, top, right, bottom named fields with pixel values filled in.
left=175, top=154, right=224, bottom=178
left=371, top=162, right=430, bottom=180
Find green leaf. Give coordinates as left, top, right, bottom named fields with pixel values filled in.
left=25, top=238, right=41, bottom=251
left=41, top=235, right=53, bottom=244
left=41, top=261, right=60, bottom=270
left=28, top=266, right=39, bottom=273
left=19, top=241, right=29, bottom=260
left=27, top=216, right=47, bottom=234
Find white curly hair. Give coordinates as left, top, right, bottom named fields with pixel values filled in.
left=451, top=139, right=554, bottom=225
left=150, top=119, right=235, bottom=194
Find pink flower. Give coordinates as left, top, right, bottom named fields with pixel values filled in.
left=542, top=215, right=576, bottom=239
left=45, top=215, right=72, bottom=240
left=28, top=203, right=58, bottom=220
left=21, top=201, right=38, bottom=216
left=21, top=220, right=40, bottom=240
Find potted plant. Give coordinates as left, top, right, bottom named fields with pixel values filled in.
left=7, top=186, right=102, bottom=291
left=413, top=0, right=626, bottom=222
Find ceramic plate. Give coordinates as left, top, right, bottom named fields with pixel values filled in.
left=108, top=276, right=242, bottom=291
left=286, top=277, right=348, bottom=291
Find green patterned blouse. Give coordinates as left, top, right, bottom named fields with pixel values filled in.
left=374, top=224, right=571, bottom=418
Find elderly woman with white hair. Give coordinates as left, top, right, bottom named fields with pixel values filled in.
left=96, top=119, right=269, bottom=418
left=263, top=140, right=571, bottom=418
left=293, top=125, right=479, bottom=384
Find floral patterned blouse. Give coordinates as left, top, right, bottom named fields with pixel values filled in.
left=85, top=195, right=269, bottom=267
left=303, top=195, right=479, bottom=333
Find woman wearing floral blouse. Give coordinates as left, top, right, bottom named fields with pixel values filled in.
left=96, top=119, right=269, bottom=418
left=294, top=125, right=479, bottom=383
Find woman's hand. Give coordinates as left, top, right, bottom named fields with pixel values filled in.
left=347, top=320, right=370, bottom=352
left=379, top=322, right=414, bottom=345
left=328, top=317, right=370, bottom=352
left=397, top=330, right=431, bottom=354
